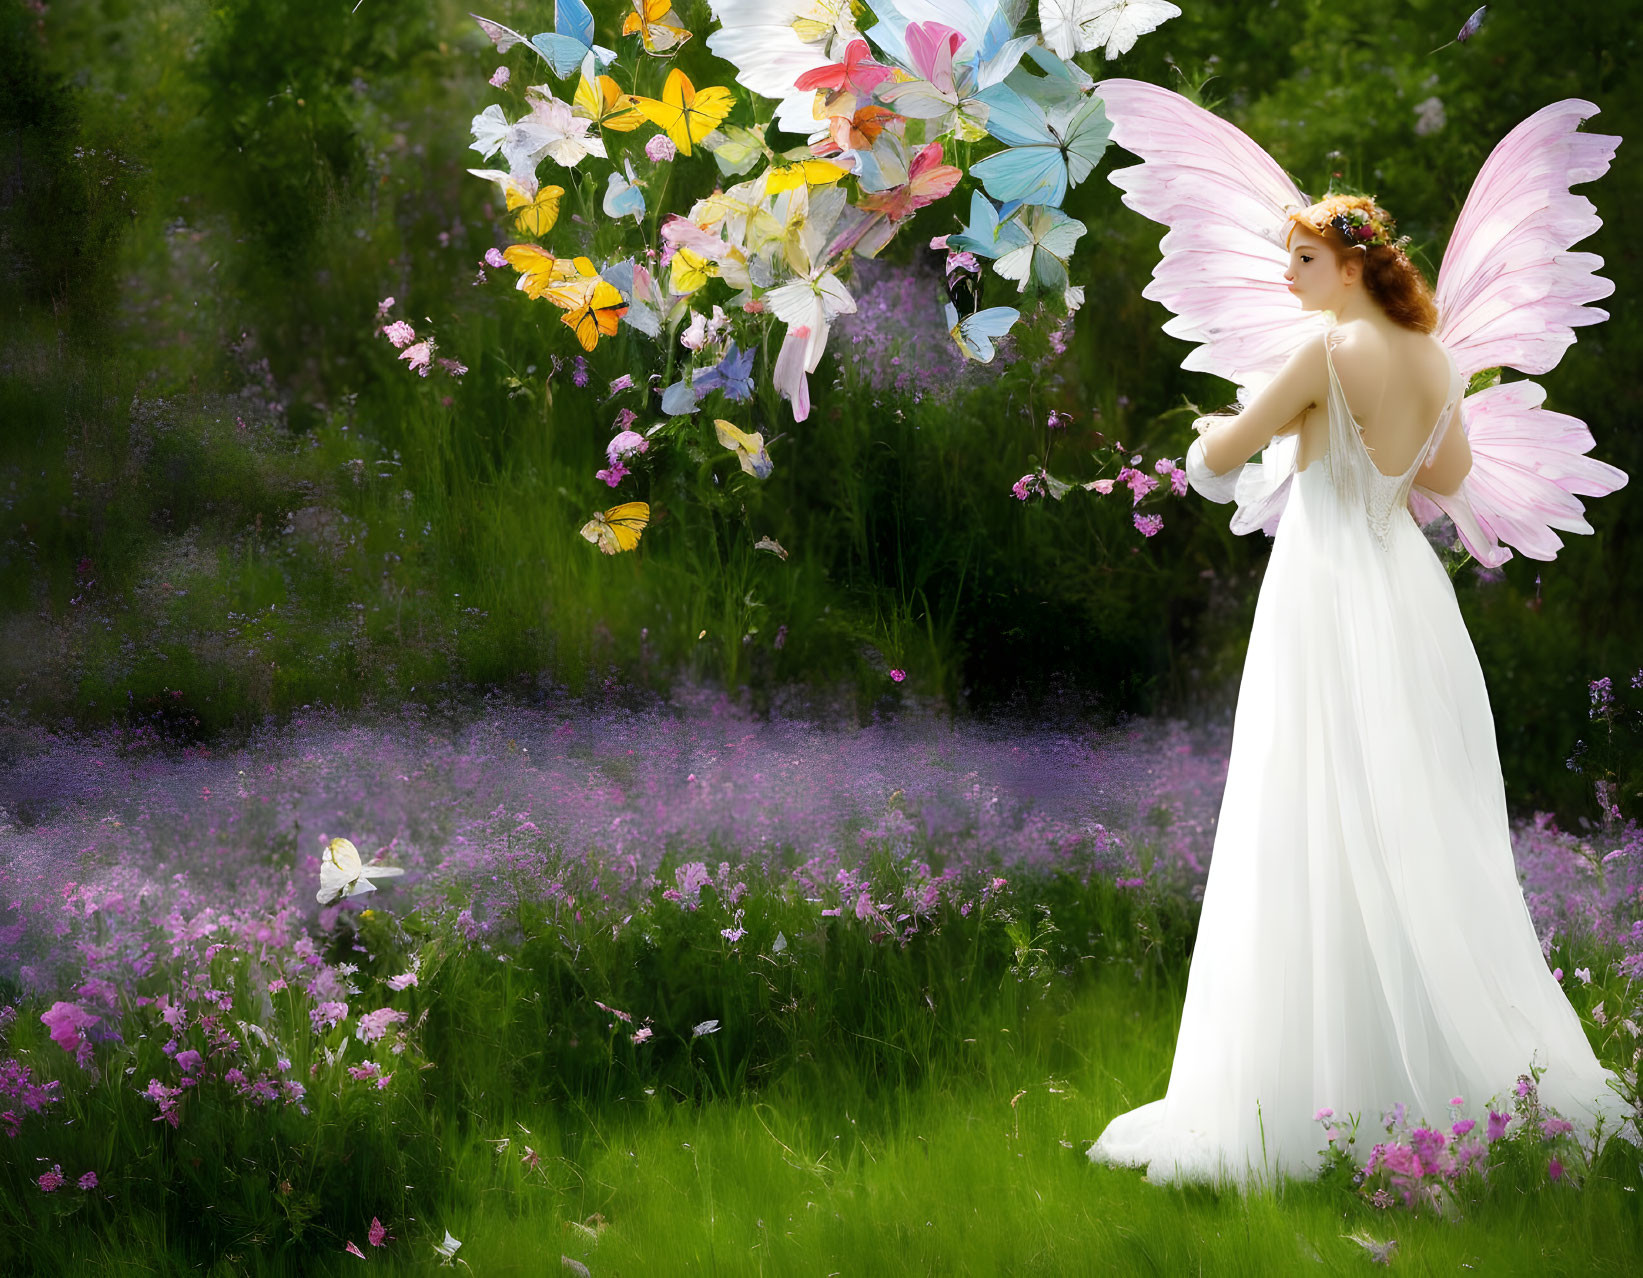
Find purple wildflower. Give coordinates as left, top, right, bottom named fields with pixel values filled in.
left=645, top=134, right=677, bottom=162
left=1134, top=512, right=1164, bottom=538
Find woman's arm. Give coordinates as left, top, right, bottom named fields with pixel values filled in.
left=1196, top=333, right=1330, bottom=476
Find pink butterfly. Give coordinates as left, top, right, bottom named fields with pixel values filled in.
left=858, top=142, right=961, bottom=222
left=793, top=38, right=892, bottom=102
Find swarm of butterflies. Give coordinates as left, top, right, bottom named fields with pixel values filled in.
left=465, top=0, right=1183, bottom=555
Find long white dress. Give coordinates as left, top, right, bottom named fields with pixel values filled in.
left=1088, top=328, right=1630, bottom=1187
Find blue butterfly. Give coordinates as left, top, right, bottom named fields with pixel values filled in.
left=944, top=301, right=1019, bottom=364
left=692, top=340, right=755, bottom=403
left=603, top=159, right=646, bottom=222
left=949, top=190, right=1030, bottom=260
left=530, top=0, right=617, bottom=80
left=971, top=83, right=1111, bottom=209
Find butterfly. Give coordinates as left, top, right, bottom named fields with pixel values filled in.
left=877, top=20, right=990, bottom=140
left=992, top=205, right=1086, bottom=293
left=714, top=419, right=774, bottom=479
left=857, top=141, right=962, bottom=223
left=792, top=37, right=892, bottom=114
left=580, top=501, right=650, bottom=553
left=702, top=121, right=772, bottom=177
left=502, top=244, right=582, bottom=298
left=573, top=73, right=644, bottom=131
left=971, top=82, right=1112, bottom=208
left=603, top=158, right=646, bottom=221
left=317, top=836, right=405, bottom=905
left=466, top=170, right=565, bottom=237
left=628, top=68, right=733, bottom=157
left=621, top=0, right=692, bottom=56
left=529, top=0, right=618, bottom=79
left=764, top=155, right=848, bottom=195
left=545, top=264, right=629, bottom=350
left=1039, top=0, right=1183, bottom=62
left=945, top=300, right=1020, bottom=363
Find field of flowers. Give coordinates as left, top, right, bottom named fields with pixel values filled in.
left=2, top=683, right=1641, bottom=1272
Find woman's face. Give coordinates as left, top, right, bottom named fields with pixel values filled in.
left=1284, top=228, right=1355, bottom=311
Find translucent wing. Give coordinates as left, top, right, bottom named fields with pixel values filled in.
left=1093, top=77, right=1322, bottom=391
left=1417, top=98, right=1626, bottom=565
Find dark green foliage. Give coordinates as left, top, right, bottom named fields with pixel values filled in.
left=2, top=0, right=1640, bottom=825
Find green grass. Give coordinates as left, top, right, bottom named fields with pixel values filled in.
left=18, top=961, right=1640, bottom=1277
left=4, top=857, right=1637, bottom=1278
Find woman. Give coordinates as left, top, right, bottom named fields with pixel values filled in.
left=1083, top=176, right=1631, bottom=1185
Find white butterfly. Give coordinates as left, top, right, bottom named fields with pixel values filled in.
left=316, top=836, right=405, bottom=905
left=1040, top=0, right=1183, bottom=61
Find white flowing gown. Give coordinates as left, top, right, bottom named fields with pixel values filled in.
left=1088, top=328, right=1630, bottom=1187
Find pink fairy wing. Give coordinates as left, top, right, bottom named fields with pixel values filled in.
left=1425, top=100, right=1626, bottom=563
left=1096, top=77, right=1325, bottom=538
left=1412, top=378, right=1628, bottom=565
left=1435, top=100, right=1620, bottom=377
left=1094, top=78, right=1324, bottom=390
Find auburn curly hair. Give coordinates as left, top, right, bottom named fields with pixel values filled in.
left=1285, top=194, right=1439, bottom=334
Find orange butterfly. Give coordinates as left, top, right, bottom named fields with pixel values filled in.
left=621, top=0, right=691, bottom=56
left=502, top=245, right=582, bottom=299
left=544, top=260, right=628, bottom=351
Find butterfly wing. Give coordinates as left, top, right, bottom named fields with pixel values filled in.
left=575, top=74, right=644, bottom=131
left=513, top=185, right=565, bottom=236
left=678, top=80, right=734, bottom=154
left=472, top=12, right=531, bottom=54
left=603, top=164, right=646, bottom=221
left=1416, top=99, right=1626, bottom=564
left=713, top=419, right=773, bottom=478
left=317, top=837, right=363, bottom=904
left=584, top=501, right=650, bottom=553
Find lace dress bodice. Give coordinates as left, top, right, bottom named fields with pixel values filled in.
left=1312, top=328, right=1464, bottom=548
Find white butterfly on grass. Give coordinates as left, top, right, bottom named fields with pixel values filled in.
left=316, top=836, right=405, bottom=905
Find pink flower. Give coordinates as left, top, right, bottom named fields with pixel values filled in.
left=77, top=1171, right=98, bottom=1190
left=632, top=1025, right=654, bottom=1045
left=370, top=1217, right=392, bottom=1246
left=1313, top=1108, right=1334, bottom=1120
left=608, top=374, right=634, bottom=395
left=607, top=430, right=648, bottom=464
left=489, top=66, right=510, bottom=88
left=1089, top=478, right=1116, bottom=495
left=345, top=1240, right=366, bottom=1258
left=348, top=1062, right=382, bottom=1082
left=596, top=459, right=629, bottom=488
left=889, top=668, right=906, bottom=682
left=1153, top=457, right=1176, bottom=475
left=399, top=341, right=434, bottom=375
left=40, top=1002, right=99, bottom=1054
left=612, top=407, right=638, bottom=432
left=645, top=134, right=677, bottom=162
left=375, top=296, right=395, bottom=318
left=437, top=357, right=468, bottom=378
left=356, top=1007, right=409, bottom=1044
left=1541, top=1117, right=1573, bottom=1138
left=1170, top=468, right=1188, bottom=496
left=484, top=247, right=507, bottom=269
left=174, top=1049, right=203, bottom=1075
left=268, top=977, right=288, bottom=994
left=381, top=320, right=416, bottom=349
left=1450, top=1096, right=1465, bottom=1106
left=1548, top=1157, right=1564, bottom=1181
left=38, top=1165, right=65, bottom=1192
left=1116, top=466, right=1159, bottom=505
left=1486, top=1109, right=1512, bottom=1141
left=386, top=971, right=418, bottom=992
left=1133, top=512, right=1164, bottom=538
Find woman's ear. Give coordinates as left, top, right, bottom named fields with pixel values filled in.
left=1341, top=254, right=1364, bottom=287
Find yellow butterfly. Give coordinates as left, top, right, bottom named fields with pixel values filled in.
left=629, top=69, right=732, bottom=157
left=502, top=245, right=582, bottom=299
left=544, top=260, right=629, bottom=351
left=467, top=169, right=564, bottom=237
left=573, top=73, right=644, bottom=132
left=669, top=246, right=721, bottom=296
left=714, top=419, right=774, bottom=479
left=621, top=0, right=692, bottom=56
left=580, top=501, right=650, bottom=554
left=763, top=155, right=848, bottom=196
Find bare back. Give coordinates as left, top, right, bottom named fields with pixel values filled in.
left=1295, top=323, right=1457, bottom=478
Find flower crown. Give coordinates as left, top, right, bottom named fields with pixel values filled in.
left=1327, top=207, right=1409, bottom=252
